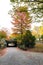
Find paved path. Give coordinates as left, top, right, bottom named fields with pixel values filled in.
left=0, top=48, right=43, bottom=65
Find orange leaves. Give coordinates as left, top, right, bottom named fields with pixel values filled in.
left=11, top=6, right=31, bottom=34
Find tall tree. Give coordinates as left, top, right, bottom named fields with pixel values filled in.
left=11, top=6, right=31, bottom=35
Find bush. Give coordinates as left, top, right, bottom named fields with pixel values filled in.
left=16, top=30, right=36, bottom=50
left=21, top=30, right=36, bottom=48
left=16, top=34, right=27, bottom=50
left=18, top=44, right=27, bottom=50
left=0, top=39, right=7, bottom=49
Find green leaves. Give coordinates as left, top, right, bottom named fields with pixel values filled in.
left=10, top=0, right=43, bottom=2
left=16, top=6, right=28, bottom=12
left=10, top=0, right=14, bottom=2
left=0, top=30, right=7, bottom=40
left=10, top=0, right=18, bottom=2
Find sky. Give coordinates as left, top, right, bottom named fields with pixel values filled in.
left=0, top=0, right=13, bottom=34
left=0, top=0, right=42, bottom=34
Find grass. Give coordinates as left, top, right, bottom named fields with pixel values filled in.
left=28, top=43, right=43, bottom=52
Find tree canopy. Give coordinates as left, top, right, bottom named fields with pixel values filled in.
left=10, top=0, right=43, bottom=2
left=11, top=6, right=31, bottom=34
left=0, top=30, right=7, bottom=40
left=10, top=0, right=43, bottom=23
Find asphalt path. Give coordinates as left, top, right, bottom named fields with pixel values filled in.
left=0, top=48, right=43, bottom=65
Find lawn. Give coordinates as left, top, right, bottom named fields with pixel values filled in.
left=28, top=43, right=43, bottom=52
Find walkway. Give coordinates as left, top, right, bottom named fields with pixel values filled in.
left=0, top=48, right=43, bottom=65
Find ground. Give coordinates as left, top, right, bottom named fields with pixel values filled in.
left=0, top=48, right=43, bottom=65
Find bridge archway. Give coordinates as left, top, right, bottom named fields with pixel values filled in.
left=5, top=39, right=17, bottom=47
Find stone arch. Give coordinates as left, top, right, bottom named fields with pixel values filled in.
left=5, top=39, right=17, bottom=47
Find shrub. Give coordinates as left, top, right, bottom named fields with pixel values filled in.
left=18, top=44, right=27, bottom=50
left=16, top=30, right=36, bottom=50
left=21, top=30, right=36, bottom=48
left=0, top=39, right=7, bottom=49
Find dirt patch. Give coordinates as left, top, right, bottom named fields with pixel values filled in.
left=0, top=48, right=7, bottom=56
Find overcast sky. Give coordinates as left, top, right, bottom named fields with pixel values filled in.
left=0, top=0, right=13, bottom=33
left=0, top=0, right=41, bottom=34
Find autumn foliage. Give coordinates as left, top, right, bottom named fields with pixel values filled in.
left=11, top=6, right=31, bottom=34
left=0, top=30, right=7, bottom=40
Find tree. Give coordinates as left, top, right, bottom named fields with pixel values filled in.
left=31, top=30, right=38, bottom=38
left=22, top=30, right=36, bottom=48
left=11, top=6, right=31, bottom=35
left=0, top=30, right=7, bottom=40
left=31, top=25, right=43, bottom=41
left=39, top=26, right=43, bottom=35
left=0, top=29, right=7, bottom=48
left=10, top=0, right=43, bottom=23
left=18, top=30, right=36, bottom=49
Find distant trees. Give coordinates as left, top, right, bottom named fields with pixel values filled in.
left=31, top=25, right=43, bottom=42
left=39, top=26, right=43, bottom=36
